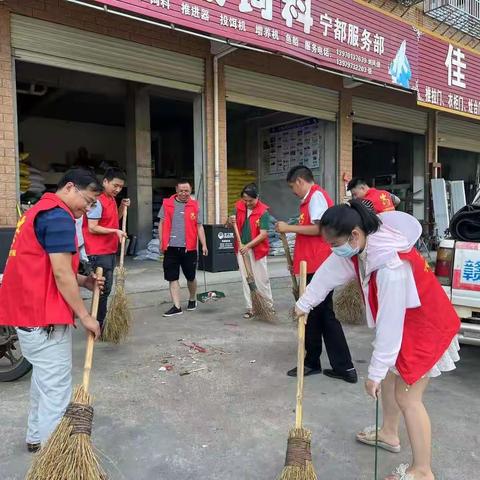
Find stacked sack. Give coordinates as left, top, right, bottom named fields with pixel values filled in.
left=227, top=168, right=256, bottom=214
left=28, top=166, right=46, bottom=195
left=19, top=153, right=31, bottom=194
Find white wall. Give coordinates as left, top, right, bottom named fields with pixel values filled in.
left=19, top=117, right=125, bottom=171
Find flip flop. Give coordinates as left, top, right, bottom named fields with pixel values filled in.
left=384, top=464, right=415, bottom=480
left=356, top=425, right=401, bottom=453
left=243, top=311, right=254, bottom=319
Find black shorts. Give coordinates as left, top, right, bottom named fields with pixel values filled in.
left=163, top=247, right=197, bottom=282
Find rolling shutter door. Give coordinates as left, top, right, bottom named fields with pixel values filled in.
left=225, top=66, right=338, bottom=121
left=437, top=114, right=480, bottom=153
left=11, top=15, right=204, bottom=93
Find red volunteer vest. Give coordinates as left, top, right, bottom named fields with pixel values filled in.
left=161, top=195, right=199, bottom=251
left=234, top=199, right=270, bottom=260
left=0, top=193, right=80, bottom=327
left=365, top=188, right=395, bottom=213
left=293, top=185, right=334, bottom=274
left=352, top=249, right=460, bottom=385
left=82, top=193, right=119, bottom=255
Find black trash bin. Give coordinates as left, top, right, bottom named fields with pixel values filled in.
left=0, top=227, right=15, bottom=274
left=199, top=224, right=238, bottom=273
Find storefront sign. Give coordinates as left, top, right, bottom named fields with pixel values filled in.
left=92, top=0, right=419, bottom=89
left=417, top=33, right=480, bottom=120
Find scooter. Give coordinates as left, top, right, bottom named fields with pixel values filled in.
left=0, top=325, right=31, bottom=381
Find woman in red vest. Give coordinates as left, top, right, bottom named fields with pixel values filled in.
left=229, top=183, right=273, bottom=318
left=295, top=200, right=460, bottom=480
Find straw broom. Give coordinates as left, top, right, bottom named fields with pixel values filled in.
left=26, top=268, right=107, bottom=480
left=280, top=233, right=299, bottom=301
left=233, top=222, right=275, bottom=322
left=279, top=261, right=317, bottom=480
left=333, top=280, right=366, bottom=326
left=102, top=206, right=131, bottom=343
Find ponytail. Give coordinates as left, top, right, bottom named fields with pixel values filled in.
left=320, top=199, right=381, bottom=238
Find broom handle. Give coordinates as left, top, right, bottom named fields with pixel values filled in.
left=82, top=267, right=102, bottom=392
left=119, top=206, right=128, bottom=269
left=232, top=222, right=255, bottom=279
left=295, top=261, right=307, bottom=429
left=280, top=233, right=299, bottom=293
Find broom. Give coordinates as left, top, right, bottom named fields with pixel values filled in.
left=232, top=222, right=275, bottom=322
left=102, top=206, right=131, bottom=343
left=26, top=267, right=107, bottom=480
left=280, top=232, right=299, bottom=301
left=333, top=280, right=366, bottom=326
left=279, top=260, right=317, bottom=480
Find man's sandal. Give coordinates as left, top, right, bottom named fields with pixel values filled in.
left=356, top=425, right=401, bottom=453
left=384, top=464, right=415, bottom=480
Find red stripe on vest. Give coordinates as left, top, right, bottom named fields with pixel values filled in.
left=293, top=184, right=333, bottom=274
left=161, top=195, right=199, bottom=251
left=352, top=249, right=460, bottom=385
left=0, top=193, right=79, bottom=327
left=234, top=199, right=270, bottom=260
left=83, top=193, right=119, bottom=255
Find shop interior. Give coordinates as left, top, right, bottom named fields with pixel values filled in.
left=16, top=62, right=195, bottom=245
left=352, top=124, right=424, bottom=214
left=438, top=147, right=480, bottom=204
left=227, top=102, right=336, bottom=222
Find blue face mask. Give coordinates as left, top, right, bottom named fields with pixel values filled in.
left=332, top=238, right=359, bottom=258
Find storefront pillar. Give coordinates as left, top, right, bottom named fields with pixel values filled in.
left=126, top=84, right=153, bottom=250
left=425, top=111, right=438, bottom=228
left=0, top=6, right=18, bottom=227
left=338, top=89, right=353, bottom=201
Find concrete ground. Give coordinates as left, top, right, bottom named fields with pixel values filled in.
left=1, top=260, right=479, bottom=480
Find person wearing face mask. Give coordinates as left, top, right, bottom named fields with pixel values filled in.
left=295, top=200, right=460, bottom=480
left=0, top=168, right=104, bottom=451
left=276, top=165, right=357, bottom=383
left=227, top=183, right=274, bottom=318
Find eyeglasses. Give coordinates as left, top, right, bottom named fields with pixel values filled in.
left=75, top=186, right=97, bottom=208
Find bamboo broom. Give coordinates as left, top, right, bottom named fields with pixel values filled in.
left=102, top=206, right=131, bottom=343
left=280, top=232, right=299, bottom=301
left=232, top=222, right=275, bottom=322
left=26, top=268, right=107, bottom=480
left=333, top=280, right=366, bottom=326
left=279, top=260, right=317, bottom=480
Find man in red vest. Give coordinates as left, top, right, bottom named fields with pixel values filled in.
left=158, top=179, right=208, bottom=317
left=0, top=168, right=103, bottom=450
left=276, top=166, right=357, bottom=383
left=83, top=167, right=130, bottom=329
left=347, top=177, right=400, bottom=214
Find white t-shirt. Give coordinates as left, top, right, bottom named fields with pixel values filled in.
left=303, top=187, right=329, bottom=223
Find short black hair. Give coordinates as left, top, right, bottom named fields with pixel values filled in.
left=241, top=183, right=258, bottom=199
left=286, top=165, right=314, bottom=183
left=320, top=199, right=381, bottom=238
left=176, top=178, right=192, bottom=187
left=347, top=177, right=369, bottom=191
left=57, top=168, right=102, bottom=192
left=104, top=167, right=126, bottom=182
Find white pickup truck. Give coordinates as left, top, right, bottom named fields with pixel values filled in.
left=435, top=190, right=480, bottom=346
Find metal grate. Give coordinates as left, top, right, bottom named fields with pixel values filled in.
left=395, top=0, right=424, bottom=6
left=424, top=0, right=480, bottom=38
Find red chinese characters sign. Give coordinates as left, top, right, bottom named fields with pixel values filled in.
left=417, top=33, right=480, bottom=120
left=91, top=0, right=419, bottom=89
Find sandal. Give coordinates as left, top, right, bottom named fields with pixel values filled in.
left=243, top=311, right=254, bottom=319
left=356, top=425, right=401, bottom=453
left=385, top=464, right=415, bottom=480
